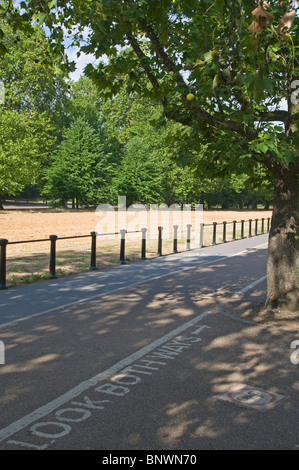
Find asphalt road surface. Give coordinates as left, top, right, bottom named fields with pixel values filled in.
left=0, top=235, right=298, bottom=452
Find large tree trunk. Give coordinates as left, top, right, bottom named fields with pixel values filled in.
left=266, top=163, right=299, bottom=312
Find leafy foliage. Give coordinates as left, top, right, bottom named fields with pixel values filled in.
left=0, top=110, right=54, bottom=196
left=0, top=16, right=69, bottom=138
left=2, top=1, right=298, bottom=165
left=43, top=117, right=115, bottom=206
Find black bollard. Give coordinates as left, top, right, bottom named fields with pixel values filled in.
left=187, top=224, right=192, bottom=250
left=49, top=235, right=58, bottom=278
left=141, top=228, right=147, bottom=260
left=232, top=221, right=236, bottom=241
left=0, top=239, right=8, bottom=289
left=241, top=220, right=245, bottom=239
left=173, top=225, right=178, bottom=254
left=90, top=231, right=97, bottom=270
left=158, top=226, right=163, bottom=256
left=212, top=222, right=217, bottom=245
left=120, top=229, right=126, bottom=264
left=248, top=219, right=252, bottom=238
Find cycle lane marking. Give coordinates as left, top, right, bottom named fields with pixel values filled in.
left=0, top=249, right=271, bottom=449
left=0, top=311, right=211, bottom=444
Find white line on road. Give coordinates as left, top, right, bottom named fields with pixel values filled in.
left=232, top=275, right=267, bottom=298
left=0, top=311, right=210, bottom=443
left=218, top=273, right=268, bottom=325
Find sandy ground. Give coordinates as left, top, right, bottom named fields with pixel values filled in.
left=0, top=209, right=272, bottom=242
left=0, top=208, right=272, bottom=290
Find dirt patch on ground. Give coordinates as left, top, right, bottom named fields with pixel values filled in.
left=221, top=289, right=299, bottom=331
left=0, top=209, right=99, bottom=242
left=0, top=209, right=272, bottom=242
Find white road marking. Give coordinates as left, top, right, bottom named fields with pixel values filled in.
left=218, top=273, right=268, bottom=325
left=217, top=303, right=256, bottom=325
left=0, top=311, right=210, bottom=443
left=232, top=275, right=267, bottom=298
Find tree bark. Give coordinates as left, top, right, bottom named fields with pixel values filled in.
left=266, top=163, right=299, bottom=312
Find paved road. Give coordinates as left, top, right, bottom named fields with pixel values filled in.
left=2, top=202, right=51, bottom=210
left=0, top=235, right=298, bottom=451
left=0, top=235, right=268, bottom=327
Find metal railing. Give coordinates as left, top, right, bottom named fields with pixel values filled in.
left=0, top=217, right=271, bottom=290
left=200, top=217, right=271, bottom=247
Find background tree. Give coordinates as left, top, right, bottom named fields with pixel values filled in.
left=68, top=77, right=124, bottom=168
left=108, top=91, right=183, bottom=205
left=115, top=136, right=164, bottom=206
left=0, top=110, right=54, bottom=208
left=43, top=117, right=115, bottom=207
left=0, top=8, right=68, bottom=204
left=0, top=17, right=69, bottom=138
left=97, top=86, right=272, bottom=207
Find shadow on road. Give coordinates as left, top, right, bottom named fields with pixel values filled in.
left=0, top=247, right=297, bottom=449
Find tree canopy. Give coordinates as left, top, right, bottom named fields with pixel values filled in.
left=0, top=12, right=69, bottom=135
left=1, top=0, right=298, bottom=311
left=0, top=8, right=66, bottom=204
left=43, top=116, right=115, bottom=206
left=0, top=109, right=54, bottom=203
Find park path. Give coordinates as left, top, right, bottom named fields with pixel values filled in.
left=0, top=234, right=298, bottom=451
left=0, top=235, right=268, bottom=327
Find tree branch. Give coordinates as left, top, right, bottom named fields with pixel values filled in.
left=125, top=1, right=259, bottom=140
left=135, top=17, right=258, bottom=140
left=187, top=103, right=258, bottom=140
left=127, top=31, right=197, bottom=128
left=258, top=110, right=289, bottom=124
left=126, top=32, right=160, bottom=92
left=138, top=18, right=188, bottom=91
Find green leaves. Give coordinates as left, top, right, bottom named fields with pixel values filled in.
left=0, top=18, right=69, bottom=116
left=244, top=74, right=274, bottom=104
left=44, top=117, right=115, bottom=206
left=0, top=110, right=54, bottom=196
left=250, top=131, right=298, bottom=165
left=0, top=41, right=7, bottom=56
